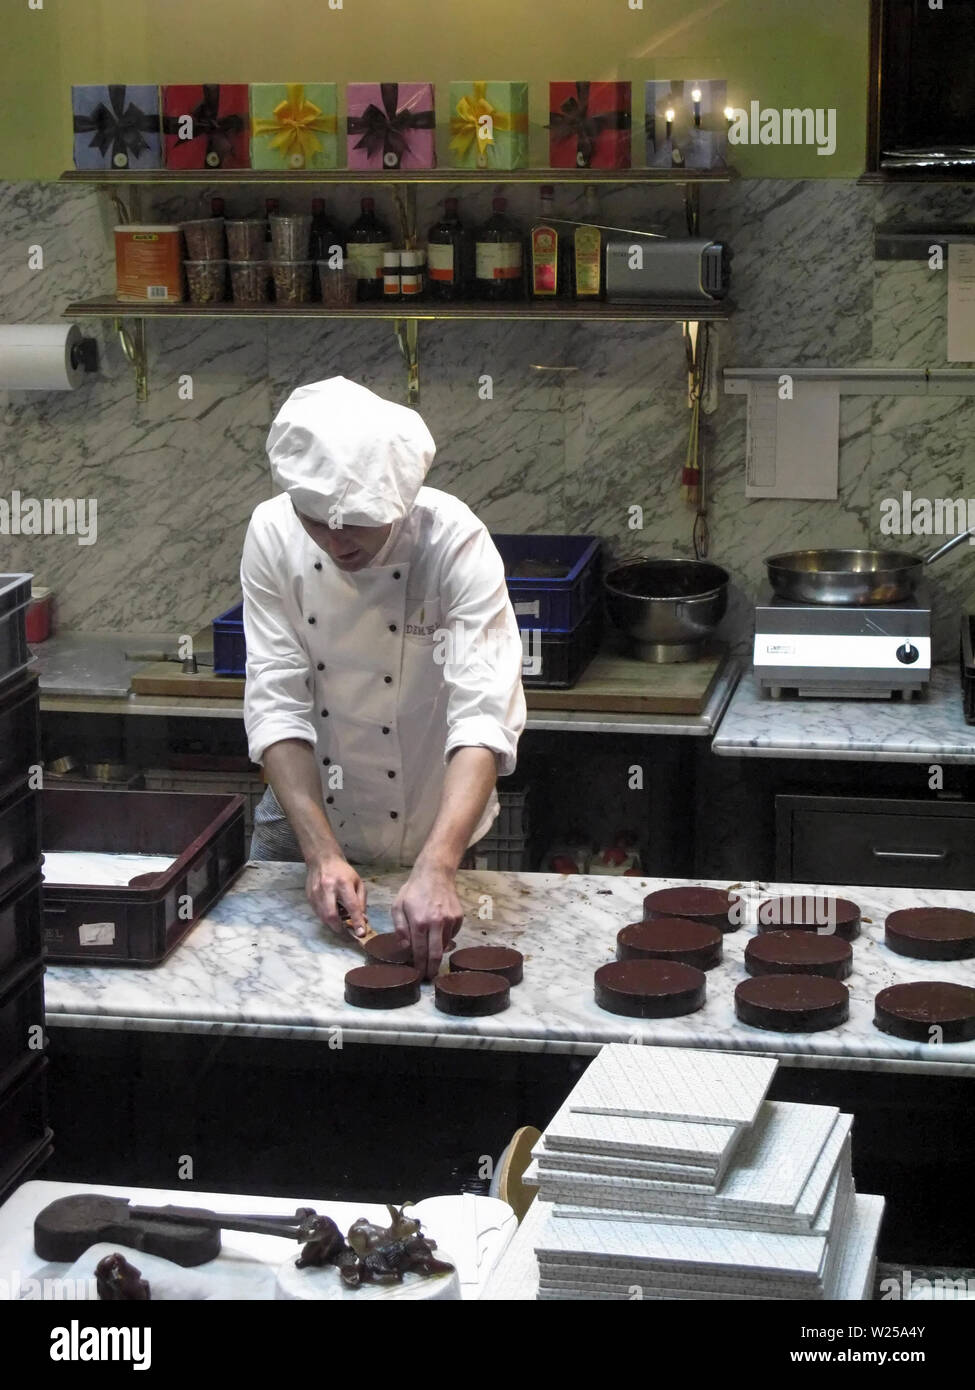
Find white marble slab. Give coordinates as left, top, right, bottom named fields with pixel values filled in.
left=43, top=867, right=975, bottom=1075
left=713, top=663, right=975, bottom=762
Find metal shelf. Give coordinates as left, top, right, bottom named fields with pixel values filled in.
left=59, top=167, right=736, bottom=187
left=64, top=297, right=729, bottom=324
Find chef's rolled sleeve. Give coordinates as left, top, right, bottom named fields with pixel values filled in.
left=440, top=527, right=526, bottom=777
left=240, top=518, right=316, bottom=765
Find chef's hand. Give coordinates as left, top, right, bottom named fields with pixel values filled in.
left=306, top=855, right=369, bottom=936
left=393, top=863, right=464, bottom=979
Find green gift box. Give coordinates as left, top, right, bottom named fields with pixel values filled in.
left=250, top=83, right=338, bottom=170
left=448, top=81, right=530, bottom=169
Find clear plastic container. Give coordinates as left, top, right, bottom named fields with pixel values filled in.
left=181, top=218, right=226, bottom=260
left=269, top=214, right=312, bottom=260
left=229, top=261, right=272, bottom=304
left=319, top=264, right=358, bottom=307
left=225, top=219, right=267, bottom=260
left=270, top=260, right=314, bottom=303
left=184, top=259, right=228, bottom=304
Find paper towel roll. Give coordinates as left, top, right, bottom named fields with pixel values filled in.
left=0, top=323, right=88, bottom=390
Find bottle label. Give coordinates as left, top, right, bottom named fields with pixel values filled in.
left=475, top=241, right=522, bottom=281
left=574, top=225, right=602, bottom=297
left=428, top=242, right=455, bottom=283
left=346, top=241, right=392, bottom=281
left=531, top=226, right=558, bottom=295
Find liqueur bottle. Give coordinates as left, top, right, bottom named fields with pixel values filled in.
left=474, top=196, right=523, bottom=301
left=530, top=185, right=560, bottom=298
left=346, top=196, right=393, bottom=301
left=573, top=184, right=603, bottom=299
left=427, top=197, right=471, bottom=301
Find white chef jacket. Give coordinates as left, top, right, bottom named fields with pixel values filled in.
left=241, top=487, right=526, bottom=866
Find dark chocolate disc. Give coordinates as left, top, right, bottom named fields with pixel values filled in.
left=745, top=930, right=853, bottom=980
left=642, top=886, right=735, bottom=933
left=616, top=918, right=722, bottom=971
left=594, top=959, right=706, bottom=1019
left=435, top=971, right=510, bottom=1016
left=734, top=974, right=849, bottom=1033
left=874, top=981, right=975, bottom=1043
left=449, top=946, right=523, bottom=985
left=344, top=964, right=421, bottom=1010
left=884, top=908, right=975, bottom=961
left=363, top=933, right=414, bottom=966
left=757, top=896, right=861, bottom=941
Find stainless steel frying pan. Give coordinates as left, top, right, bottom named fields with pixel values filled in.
left=766, top=528, right=974, bottom=606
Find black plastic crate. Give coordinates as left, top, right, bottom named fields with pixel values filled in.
left=41, top=789, right=246, bottom=965
left=493, top=534, right=601, bottom=632
left=962, top=615, right=975, bottom=725
left=212, top=601, right=245, bottom=677
left=521, top=603, right=602, bottom=689
left=0, top=575, right=32, bottom=691
left=0, top=866, right=42, bottom=982
left=0, top=1058, right=51, bottom=1203
left=0, top=960, right=45, bottom=1093
left=0, top=674, right=40, bottom=791
left=0, top=777, right=42, bottom=897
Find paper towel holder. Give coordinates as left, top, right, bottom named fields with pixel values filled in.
left=70, top=336, right=98, bottom=375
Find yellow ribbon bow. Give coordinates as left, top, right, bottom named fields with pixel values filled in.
left=253, top=83, right=336, bottom=163
left=449, top=82, right=526, bottom=163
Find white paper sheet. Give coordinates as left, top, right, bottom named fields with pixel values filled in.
left=41, top=851, right=178, bottom=886
left=745, top=380, right=840, bottom=499
left=947, top=242, right=975, bottom=362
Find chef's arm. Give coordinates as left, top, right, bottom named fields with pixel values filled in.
left=262, top=738, right=369, bottom=934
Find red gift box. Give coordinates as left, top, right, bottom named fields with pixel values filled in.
left=163, top=84, right=250, bottom=170
left=549, top=81, right=631, bottom=169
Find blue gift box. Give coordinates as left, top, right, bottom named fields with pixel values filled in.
left=72, top=85, right=162, bottom=170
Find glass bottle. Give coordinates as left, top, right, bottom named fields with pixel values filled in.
left=573, top=184, right=603, bottom=300
left=427, top=197, right=471, bottom=301
left=530, top=185, right=560, bottom=298
left=346, top=196, right=393, bottom=302
left=474, top=196, right=523, bottom=302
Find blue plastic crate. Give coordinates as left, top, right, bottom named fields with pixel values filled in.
left=212, top=601, right=246, bottom=677
left=492, top=534, right=601, bottom=633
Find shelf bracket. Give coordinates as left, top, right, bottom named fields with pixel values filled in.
left=114, top=317, right=149, bottom=402
left=393, top=317, right=420, bottom=406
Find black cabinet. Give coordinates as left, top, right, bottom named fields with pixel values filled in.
left=776, top=794, right=975, bottom=889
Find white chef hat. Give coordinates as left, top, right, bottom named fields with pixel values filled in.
left=266, top=376, right=436, bottom=526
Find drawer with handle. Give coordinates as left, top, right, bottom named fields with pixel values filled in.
left=775, top=795, right=975, bottom=889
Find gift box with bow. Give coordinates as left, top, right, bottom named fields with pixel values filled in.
left=346, top=82, right=436, bottom=170
left=250, top=83, right=338, bottom=170
left=72, top=85, right=162, bottom=170
left=162, top=84, right=250, bottom=170
left=549, top=81, right=631, bottom=169
left=447, top=82, right=529, bottom=170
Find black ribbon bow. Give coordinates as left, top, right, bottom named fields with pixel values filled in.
left=550, top=81, right=630, bottom=166
left=163, top=84, right=245, bottom=165
left=73, top=85, right=158, bottom=165
left=347, top=83, right=435, bottom=166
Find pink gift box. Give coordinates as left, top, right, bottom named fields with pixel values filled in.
left=346, top=82, right=436, bottom=169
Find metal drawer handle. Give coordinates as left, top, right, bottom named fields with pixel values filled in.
left=871, top=848, right=948, bottom=862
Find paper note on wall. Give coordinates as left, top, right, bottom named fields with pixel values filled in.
left=947, top=243, right=975, bottom=362
left=745, top=380, right=840, bottom=500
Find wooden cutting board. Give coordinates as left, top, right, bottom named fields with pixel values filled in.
left=525, top=645, right=727, bottom=715
left=130, top=629, right=245, bottom=699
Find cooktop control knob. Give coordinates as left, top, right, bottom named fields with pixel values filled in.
left=896, top=642, right=919, bottom=664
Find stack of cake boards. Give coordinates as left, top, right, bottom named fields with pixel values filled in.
left=524, top=1044, right=885, bottom=1301
left=344, top=937, right=524, bottom=1017
left=598, top=886, right=975, bottom=1043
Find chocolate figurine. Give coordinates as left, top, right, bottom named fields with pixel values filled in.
left=95, top=1252, right=151, bottom=1301
left=295, top=1204, right=453, bottom=1288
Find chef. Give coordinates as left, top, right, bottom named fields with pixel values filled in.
left=241, top=376, right=526, bottom=977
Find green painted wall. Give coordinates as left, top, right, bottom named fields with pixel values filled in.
left=3, top=0, right=869, bottom=181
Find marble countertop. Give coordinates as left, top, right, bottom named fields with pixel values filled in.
left=44, top=864, right=975, bottom=1076
left=35, top=631, right=738, bottom=736
left=713, top=665, right=975, bottom=762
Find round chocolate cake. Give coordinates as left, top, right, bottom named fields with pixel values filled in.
left=594, top=959, right=707, bottom=1019
left=363, top=933, right=414, bottom=967
left=642, top=886, right=735, bottom=933
left=874, top=981, right=975, bottom=1044
left=734, top=973, right=849, bottom=1033
left=744, top=930, right=853, bottom=980
left=344, top=964, right=422, bottom=1010
left=448, top=946, right=523, bottom=985
left=616, top=918, right=723, bottom=971
left=756, top=896, right=861, bottom=941
left=435, top=971, right=510, bottom=1017
left=884, top=908, right=975, bottom=961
